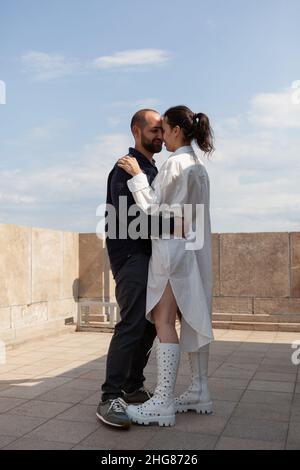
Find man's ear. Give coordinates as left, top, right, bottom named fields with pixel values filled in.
left=132, top=125, right=140, bottom=141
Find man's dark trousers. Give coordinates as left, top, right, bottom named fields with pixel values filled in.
left=101, top=252, right=157, bottom=401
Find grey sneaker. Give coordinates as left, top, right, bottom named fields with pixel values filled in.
left=96, top=397, right=131, bottom=429
left=122, top=387, right=153, bottom=404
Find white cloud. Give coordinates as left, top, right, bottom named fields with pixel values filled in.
left=92, top=49, right=171, bottom=69
left=20, top=49, right=171, bottom=81
left=108, top=98, right=161, bottom=109
left=248, top=83, right=300, bottom=128
left=209, top=85, right=300, bottom=232
left=21, top=51, right=80, bottom=81
left=0, top=132, right=132, bottom=231
left=2, top=84, right=299, bottom=233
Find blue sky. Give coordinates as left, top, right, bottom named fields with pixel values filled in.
left=0, top=0, right=300, bottom=233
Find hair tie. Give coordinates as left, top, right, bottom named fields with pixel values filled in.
left=193, top=113, right=200, bottom=127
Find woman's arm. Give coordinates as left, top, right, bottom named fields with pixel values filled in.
left=117, top=155, right=185, bottom=238
left=117, top=155, right=163, bottom=213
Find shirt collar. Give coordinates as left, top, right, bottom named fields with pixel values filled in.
left=171, top=145, right=193, bottom=157
left=128, top=147, right=156, bottom=167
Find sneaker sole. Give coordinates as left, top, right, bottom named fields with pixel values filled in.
left=175, top=402, right=213, bottom=414
left=96, top=412, right=131, bottom=429
left=130, top=414, right=176, bottom=427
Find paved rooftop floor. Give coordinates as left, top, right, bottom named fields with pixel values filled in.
left=0, top=329, right=300, bottom=450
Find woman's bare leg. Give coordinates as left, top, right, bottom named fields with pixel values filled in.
left=152, top=281, right=178, bottom=343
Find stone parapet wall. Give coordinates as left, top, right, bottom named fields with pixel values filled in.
left=0, top=224, right=79, bottom=346
left=1, top=227, right=300, bottom=346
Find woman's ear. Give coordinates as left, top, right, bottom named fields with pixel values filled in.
left=174, top=125, right=180, bottom=137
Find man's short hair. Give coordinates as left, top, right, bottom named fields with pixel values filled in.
left=130, top=109, right=159, bottom=131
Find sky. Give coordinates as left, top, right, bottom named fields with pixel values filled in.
left=0, top=0, right=300, bottom=233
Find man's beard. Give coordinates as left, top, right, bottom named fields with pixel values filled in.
left=141, top=135, right=162, bottom=154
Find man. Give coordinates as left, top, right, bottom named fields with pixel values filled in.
left=97, top=109, right=176, bottom=429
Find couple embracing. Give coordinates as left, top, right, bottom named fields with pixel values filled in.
left=97, top=105, right=214, bottom=429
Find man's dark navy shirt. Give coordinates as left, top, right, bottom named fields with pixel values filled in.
left=105, top=147, right=174, bottom=278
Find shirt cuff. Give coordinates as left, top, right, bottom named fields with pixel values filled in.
left=127, top=172, right=149, bottom=192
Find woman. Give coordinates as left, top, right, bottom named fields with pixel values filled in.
left=117, top=105, right=214, bottom=426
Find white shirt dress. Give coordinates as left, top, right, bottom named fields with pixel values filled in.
left=127, top=145, right=214, bottom=352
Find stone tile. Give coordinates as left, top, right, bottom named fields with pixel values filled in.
left=225, top=355, right=263, bottom=365
left=9, top=400, right=73, bottom=418
left=0, top=414, right=46, bottom=437
left=219, top=232, right=289, bottom=297
left=212, top=234, right=220, bottom=296
left=241, top=390, right=293, bottom=406
left=3, top=437, right=73, bottom=450
left=78, top=369, right=104, bottom=380
left=26, top=419, right=99, bottom=444
left=78, top=425, right=156, bottom=450
left=81, top=391, right=101, bottom=406
left=65, top=378, right=101, bottom=391
left=0, top=306, right=11, bottom=330
left=247, top=380, right=294, bottom=393
left=291, top=232, right=300, bottom=297
left=260, top=357, right=296, bottom=367
left=215, top=436, right=284, bottom=450
left=0, top=224, right=31, bottom=307
left=0, top=377, right=72, bottom=399
left=209, top=377, right=249, bottom=390
left=32, top=227, right=63, bottom=302
left=254, top=298, right=300, bottom=315
left=42, top=364, right=98, bottom=379
left=144, top=429, right=217, bottom=450
left=212, top=363, right=257, bottom=379
left=210, top=400, right=237, bottom=418
left=253, top=371, right=296, bottom=383
left=79, top=234, right=105, bottom=298
left=286, top=422, right=300, bottom=448
left=11, top=303, right=48, bottom=330
left=256, top=364, right=298, bottom=375
left=0, top=435, right=18, bottom=449
left=236, top=342, right=270, bottom=353
left=36, top=385, right=96, bottom=404
left=0, top=397, right=27, bottom=413
left=232, top=402, right=291, bottom=422
left=1, top=328, right=300, bottom=450
left=211, top=387, right=244, bottom=402
left=62, top=232, right=79, bottom=299
left=222, top=417, right=288, bottom=442
left=212, top=296, right=253, bottom=314
left=175, top=412, right=229, bottom=435
left=289, top=405, right=300, bottom=423
left=293, top=394, right=300, bottom=406
left=56, top=404, right=97, bottom=423
left=285, top=441, right=300, bottom=450
left=0, top=364, right=28, bottom=375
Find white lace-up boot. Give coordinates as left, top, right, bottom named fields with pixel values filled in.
left=126, top=342, right=180, bottom=426
left=175, top=344, right=213, bottom=414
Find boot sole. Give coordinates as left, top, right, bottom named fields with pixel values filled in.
left=176, top=402, right=213, bottom=414
left=131, top=415, right=176, bottom=427
left=96, top=412, right=131, bottom=429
